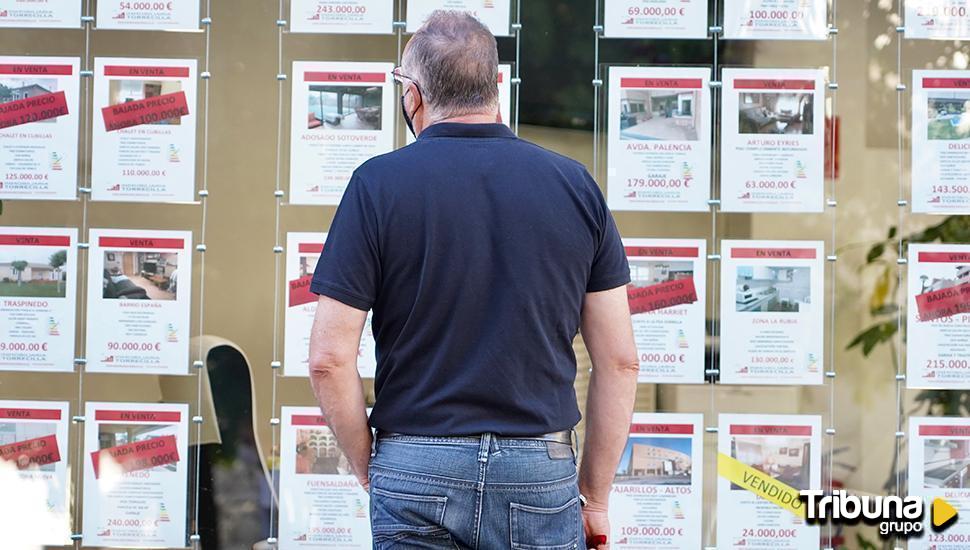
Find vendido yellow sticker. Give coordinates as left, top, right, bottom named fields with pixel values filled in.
left=717, top=452, right=806, bottom=518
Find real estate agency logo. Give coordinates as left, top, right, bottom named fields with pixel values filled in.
left=800, top=490, right=958, bottom=538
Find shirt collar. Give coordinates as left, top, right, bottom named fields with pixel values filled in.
left=417, top=122, right=516, bottom=140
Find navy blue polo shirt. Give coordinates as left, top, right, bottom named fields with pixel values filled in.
left=311, top=122, right=630, bottom=437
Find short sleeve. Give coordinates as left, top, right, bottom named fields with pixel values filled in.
left=310, top=173, right=380, bottom=311
left=586, top=175, right=630, bottom=293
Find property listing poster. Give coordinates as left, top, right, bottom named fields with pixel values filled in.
left=723, top=0, right=828, bottom=40
left=289, top=61, right=394, bottom=205
left=405, top=63, right=512, bottom=145
left=91, top=57, right=198, bottom=202
left=0, top=227, right=76, bottom=372
left=912, top=71, right=970, bottom=214
left=717, top=414, right=821, bottom=550
left=284, top=232, right=376, bottom=378
left=721, top=68, right=825, bottom=213
left=86, top=229, right=192, bottom=375
left=906, top=244, right=970, bottom=388
left=602, top=0, right=708, bottom=39
left=607, top=66, right=711, bottom=212
left=906, top=0, right=970, bottom=39
left=82, top=402, right=188, bottom=549
left=405, top=0, right=511, bottom=36
left=609, top=413, right=703, bottom=549
left=0, top=56, right=80, bottom=200
left=0, top=400, right=71, bottom=545
left=290, top=0, right=393, bottom=34
left=908, top=416, right=970, bottom=550
left=96, top=0, right=200, bottom=30
left=624, top=239, right=707, bottom=384
left=719, top=240, right=824, bottom=385
left=0, top=0, right=81, bottom=28
left=279, top=406, right=371, bottom=549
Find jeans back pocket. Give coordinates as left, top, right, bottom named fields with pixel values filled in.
left=371, top=486, right=451, bottom=544
left=509, top=497, right=580, bottom=550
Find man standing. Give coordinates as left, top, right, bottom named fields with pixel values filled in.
left=308, top=11, right=638, bottom=549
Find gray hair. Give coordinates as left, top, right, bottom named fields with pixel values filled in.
left=402, top=10, right=499, bottom=120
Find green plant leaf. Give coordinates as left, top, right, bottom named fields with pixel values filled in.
left=866, top=242, right=885, bottom=264
left=846, top=321, right=897, bottom=356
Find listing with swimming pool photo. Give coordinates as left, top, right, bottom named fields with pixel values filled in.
left=623, top=238, right=706, bottom=384
left=0, top=56, right=80, bottom=200
left=82, top=402, right=188, bottom=549
left=907, top=244, right=970, bottom=388
left=912, top=70, right=970, bottom=214
left=278, top=406, right=372, bottom=549
left=717, top=414, right=821, bottom=550
left=283, top=232, right=376, bottom=378
left=0, top=400, right=71, bottom=546
left=719, top=240, right=824, bottom=385
left=609, top=413, right=703, bottom=549
left=288, top=61, right=394, bottom=205
left=908, top=416, right=970, bottom=550
left=91, top=57, right=198, bottom=202
left=721, top=68, right=825, bottom=212
left=85, top=229, right=192, bottom=375
left=0, top=226, right=77, bottom=372
left=607, top=66, right=711, bottom=212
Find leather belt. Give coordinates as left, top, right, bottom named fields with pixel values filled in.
left=505, top=429, right=573, bottom=445
left=375, top=429, right=574, bottom=446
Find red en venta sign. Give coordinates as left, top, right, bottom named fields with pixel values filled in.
left=731, top=248, right=817, bottom=259
left=304, top=72, right=386, bottom=83
left=98, top=237, right=184, bottom=250
left=620, top=78, right=703, bottom=89
left=95, top=410, right=182, bottom=422
left=625, top=246, right=699, bottom=258
left=919, top=425, right=970, bottom=437
left=923, top=78, right=970, bottom=89
left=733, top=79, right=815, bottom=90
left=0, top=408, right=62, bottom=420
left=103, top=65, right=190, bottom=78
left=291, top=415, right=327, bottom=426
left=730, top=425, right=813, bottom=436
left=630, top=424, right=694, bottom=435
left=0, top=235, right=70, bottom=247
left=0, top=64, right=73, bottom=76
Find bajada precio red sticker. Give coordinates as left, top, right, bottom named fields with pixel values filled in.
left=90, top=434, right=179, bottom=479
left=0, top=434, right=61, bottom=469
left=100, top=90, right=189, bottom=132
left=0, top=90, right=69, bottom=129
left=627, top=277, right=699, bottom=315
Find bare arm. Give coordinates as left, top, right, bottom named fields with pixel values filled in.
left=308, top=295, right=372, bottom=488
left=577, top=285, right=639, bottom=543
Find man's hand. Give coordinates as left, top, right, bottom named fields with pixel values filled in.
left=577, top=285, right=638, bottom=541
left=582, top=498, right=610, bottom=549
left=308, top=295, right=373, bottom=485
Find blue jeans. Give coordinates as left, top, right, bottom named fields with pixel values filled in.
left=368, top=433, right=584, bottom=549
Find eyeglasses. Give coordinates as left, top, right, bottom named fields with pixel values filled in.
left=392, top=66, right=419, bottom=87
